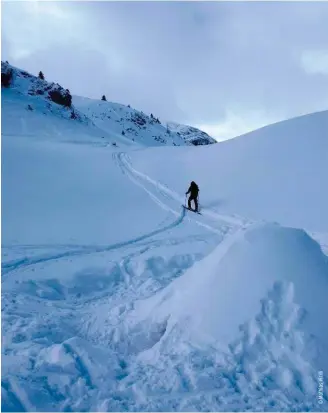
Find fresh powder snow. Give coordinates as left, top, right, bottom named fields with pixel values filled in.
left=1, top=63, right=328, bottom=411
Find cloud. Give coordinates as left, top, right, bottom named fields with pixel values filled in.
left=2, top=1, right=328, bottom=139
left=196, top=109, right=280, bottom=142
left=301, top=50, right=328, bottom=75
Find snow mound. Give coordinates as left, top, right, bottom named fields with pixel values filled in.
left=134, top=223, right=328, bottom=367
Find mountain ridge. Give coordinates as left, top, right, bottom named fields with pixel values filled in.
left=1, top=61, right=217, bottom=147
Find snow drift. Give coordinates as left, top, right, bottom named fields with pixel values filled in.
left=135, top=223, right=328, bottom=350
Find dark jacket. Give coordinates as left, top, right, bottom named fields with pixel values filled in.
left=186, top=181, right=199, bottom=197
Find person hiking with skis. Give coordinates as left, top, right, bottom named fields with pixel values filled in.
left=185, top=181, right=199, bottom=212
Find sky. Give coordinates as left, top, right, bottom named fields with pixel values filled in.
left=2, top=1, right=328, bottom=141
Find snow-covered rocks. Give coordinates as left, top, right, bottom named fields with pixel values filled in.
left=73, top=96, right=187, bottom=147
left=2, top=61, right=73, bottom=107
left=166, top=121, right=217, bottom=146
left=1, top=61, right=94, bottom=129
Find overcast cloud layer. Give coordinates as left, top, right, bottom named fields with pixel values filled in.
left=2, top=1, right=328, bottom=140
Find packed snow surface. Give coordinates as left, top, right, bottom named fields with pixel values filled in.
left=2, top=69, right=328, bottom=411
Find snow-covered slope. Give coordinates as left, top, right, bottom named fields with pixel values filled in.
left=1, top=62, right=186, bottom=148
left=1, top=62, right=88, bottom=124
left=73, top=96, right=187, bottom=147
left=1, top=62, right=134, bottom=148
left=166, top=121, right=217, bottom=145
left=129, top=110, right=328, bottom=232
left=2, top=64, right=328, bottom=411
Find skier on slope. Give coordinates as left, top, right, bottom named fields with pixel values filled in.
left=185, top=181, right=199, bottom=212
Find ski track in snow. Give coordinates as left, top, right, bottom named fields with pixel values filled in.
left=116, top=151, right=248, bottom=233
left=1, top=208, right=187, bottom=276
left=2, top=142, right=250, bottom=412
left=3, top=149, right=241, bottom=277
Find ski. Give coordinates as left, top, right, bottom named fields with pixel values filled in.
left=182, top=205, right=201, bottom=215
